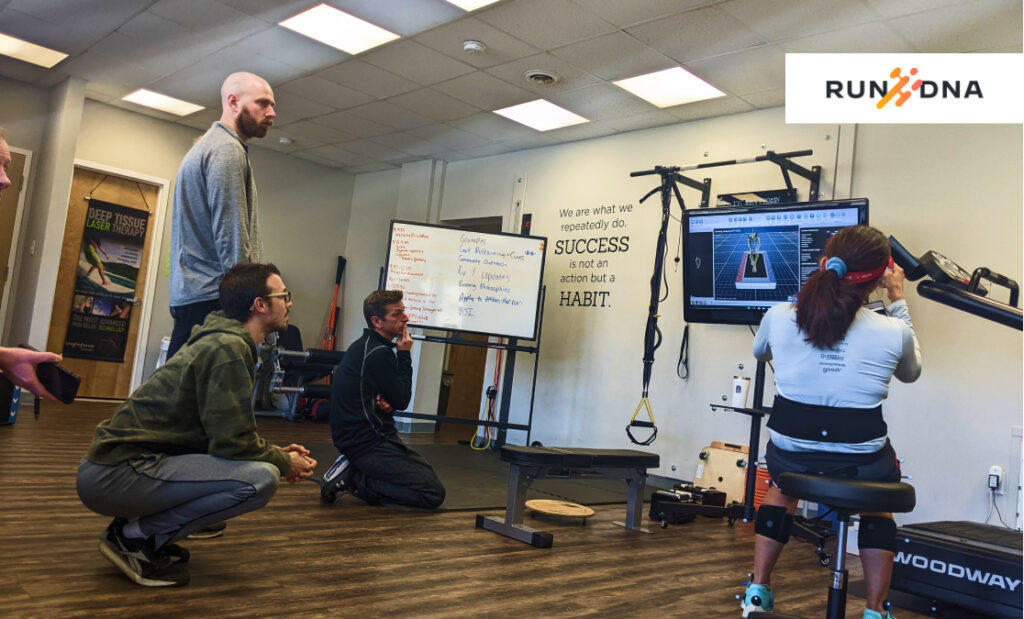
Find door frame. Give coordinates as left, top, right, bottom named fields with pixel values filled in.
left=72, top=159, right=169, bottom=391
left=0, top=146, right=33, bottom=346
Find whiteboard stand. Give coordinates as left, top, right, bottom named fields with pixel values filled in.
left=396, top=285, right=546, bottom=448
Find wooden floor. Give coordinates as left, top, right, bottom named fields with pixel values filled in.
left=0, top=400, right=941, bottom=618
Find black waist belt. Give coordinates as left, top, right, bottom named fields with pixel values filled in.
left=766, top=395, right=886, bottom=444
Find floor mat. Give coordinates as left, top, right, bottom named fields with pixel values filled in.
left=306, top=442, right=657, bottom=511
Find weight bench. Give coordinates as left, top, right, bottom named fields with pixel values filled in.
left=475, top=445, right=659, bottom=548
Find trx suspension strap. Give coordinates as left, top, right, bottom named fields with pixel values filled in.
left=626, top=166, right=697, bottom=445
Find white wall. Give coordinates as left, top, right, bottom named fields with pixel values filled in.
left=344, top=107, right=1022, bottom=526
left=850, top=123, right=1023, bottom=525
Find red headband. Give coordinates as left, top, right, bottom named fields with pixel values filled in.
left=819, top=256, right=894, bottom=283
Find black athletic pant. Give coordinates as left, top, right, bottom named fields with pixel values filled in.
left=349, top=438, right=446, bottom=509
left=168, top=299, right=222, bottom=359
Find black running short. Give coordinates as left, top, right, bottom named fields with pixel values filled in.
left=765, top=439, right=901, bottom=484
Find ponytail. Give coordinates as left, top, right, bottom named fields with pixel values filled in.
left=795, top=225, right=890, bottom=349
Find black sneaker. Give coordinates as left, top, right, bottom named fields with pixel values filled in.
left=187, top=521, right=227, bottom=539
left=321, top=454, right=353, bottom=505
left=98, top=518, right=190, bottom=587
left=161, top=543, right=190, bottom=564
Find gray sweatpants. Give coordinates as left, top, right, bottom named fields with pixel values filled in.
left=77, top=454, right=279, bottom=548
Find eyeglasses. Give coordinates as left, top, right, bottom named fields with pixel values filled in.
left=263, top=290, right=291, bottom=303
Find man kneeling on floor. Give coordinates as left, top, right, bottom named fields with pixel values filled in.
left=322, top=290, right=445, bottom=509
left=76, top=263, right=317, bottom=587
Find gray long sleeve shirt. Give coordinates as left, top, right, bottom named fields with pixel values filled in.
left=170, top=122, right=263, bottom=307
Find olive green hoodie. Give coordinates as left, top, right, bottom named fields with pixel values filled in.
left=86, top=311, right=291, bottom=476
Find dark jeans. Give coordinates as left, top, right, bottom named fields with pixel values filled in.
left=169, top=299, right=221, bottom=358
left=77, top=455, right=279, bottom=549
left=349, top=438, right=446, bottom=509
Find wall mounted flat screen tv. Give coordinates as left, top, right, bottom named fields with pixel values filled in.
left=682, top=198, right=868, bottom=325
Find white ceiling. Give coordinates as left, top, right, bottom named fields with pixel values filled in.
left=1, top=0, right=1020, bottom=174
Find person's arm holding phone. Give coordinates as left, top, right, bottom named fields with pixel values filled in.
left=0, top=346, right=62, bottom=400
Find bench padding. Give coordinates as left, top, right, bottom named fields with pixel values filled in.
left=500, top=445, right=660, bottom=469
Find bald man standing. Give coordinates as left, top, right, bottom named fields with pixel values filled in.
left=168, top=72, right=277, bottom=358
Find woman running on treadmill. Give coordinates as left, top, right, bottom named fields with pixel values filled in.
left=741, top=225, right=922, bottom=619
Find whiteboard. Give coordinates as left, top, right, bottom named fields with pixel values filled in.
left=384, top=220, right=547, bottom=339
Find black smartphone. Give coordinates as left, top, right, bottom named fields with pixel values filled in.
left=18, top=345, right=81, bottom=404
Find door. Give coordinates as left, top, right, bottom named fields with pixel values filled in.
left=0, top=150, right=27, bottom=317
left=45, top=167, right=159, bottom=399
left=436, top=332, right=489, bottom=443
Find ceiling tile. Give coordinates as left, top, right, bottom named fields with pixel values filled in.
left=344, top=162, right=400, bottom=174
left=144, top=76, right=220, bottom=108
left=329, top=0, right=465, bottom=37
left=268, top=91, right=335, bottom=125
left=347, top=100, right=435, bottom=130
left=0, top=6, right=102, bottom=55
left=302, top=144, right=373, bottom=165
left=233, top=27, right=350, bottom=73
left=541, top=120, right=617, bottom=143
left=547, top=82, right=654, bottom=121
left=371, top=131, right=429, bottom=152
left=551, top=31, right=677, bottom=81
left=626, top=5, right=765, bottom=64
left=886, top=0, right=1022, bottom=52
left=178, top=107, right=222, bottom=131
left=862, top=0, right=977, bottom=19
left=685, top=44, right=785, bottom=96
left=149, top=0, right=266, bottom=33
left=360, top=39, right=475, bottom=85
left=6, top=0, right=147, bottom=52
left=720, top=0, right=878, bottom=43
left=215, top=0, right=314, bottom=24
left=740, top=89, right=785, bottom=109
left=432, top=71, right=536, bottom=110
left=254, top=135, right=303, bottom=154
left=449, top=112, right=535, bottom=141
left=0, top=55, right=57, bottom=84
left=603, top=109, right=681, bottom=132
left=475, top=0, right=616, bottom=50
left=485, top=52, right=603, bottom=94
left=455, top=141, right=520, bottom=159
left=318, top=60, right=420, bottom=99
left=338, top=139, right=411, bottom=160
left=781, top=22, right=914, bottom=53
left=572, top=0, right=710, bottom=28
left=408, top=123, right=492, bottom=151
left=313, top=110, right=394, bottom=138
left=274, top=119, right=356, bottom=148
left=413, top=16, right=540, bottom=69
left=666, top=94, right=756, bottom=122
left=291, top=149, right=346, bottom=167
left=278, top=76, right=375, bottom=110
left=389, top=88, right=482, bottom=122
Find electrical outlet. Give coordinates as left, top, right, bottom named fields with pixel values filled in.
left=988, top=465, right=1004, bottom=494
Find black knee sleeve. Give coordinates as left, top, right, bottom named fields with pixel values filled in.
left=755, top=505, right=794, bottom=543
left=858, top=515, right=897, bottom=552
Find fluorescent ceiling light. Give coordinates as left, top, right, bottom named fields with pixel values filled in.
left=0, top=31, right=67, bottom=68
left=613, top=66, right=725, bottom=108
left=122, top=89, right=204, bottom=116
left=493, top=100, right=589, bottom=132
left=442, top=0, right=503, bottom=10
left=279, top=4, right=399, bottom=55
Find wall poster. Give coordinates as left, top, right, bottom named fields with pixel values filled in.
left=62, top=198, right=149, bottom=362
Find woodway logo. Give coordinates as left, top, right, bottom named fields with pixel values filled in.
left=895, top=551, right=1021, bottom=591
left=825, top=67, right=983, bottom=109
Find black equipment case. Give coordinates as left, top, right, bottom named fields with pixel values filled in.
left=890, top=521, right=1022, bottom=618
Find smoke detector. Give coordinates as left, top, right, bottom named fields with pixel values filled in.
left=462, top=40, right=487, bottom=54
left=278, top=136, right=293, bottom=145
left=524, top=69, right=559, bottom=86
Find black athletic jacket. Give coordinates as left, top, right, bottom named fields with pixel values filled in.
left=329, top=329, right=412, bottom=460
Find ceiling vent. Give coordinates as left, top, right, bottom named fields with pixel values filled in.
left=524, top=70, right=559, bottom=86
